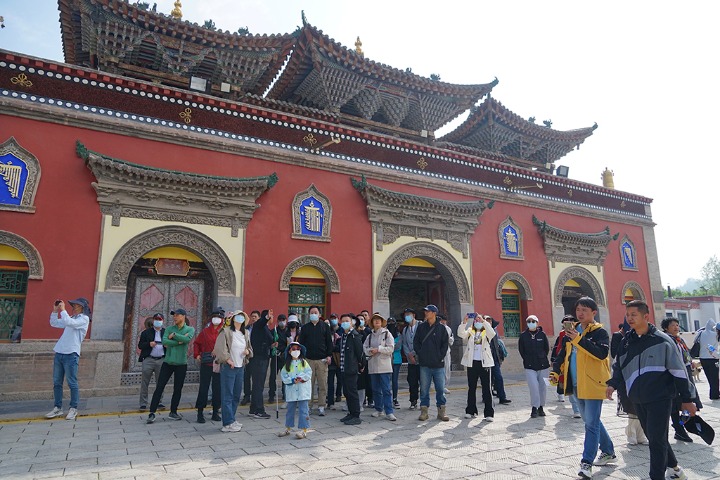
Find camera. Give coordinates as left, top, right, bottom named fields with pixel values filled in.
left=54, top=299, right=62, bottom=306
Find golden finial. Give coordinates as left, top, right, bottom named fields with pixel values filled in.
left=170, top=0, right=182, bottom=20
left=602, top=167, right=615, bottom=189
left=355, top=36, right=363, bottom=57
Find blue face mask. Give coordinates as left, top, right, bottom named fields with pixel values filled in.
left=309, top=313, right=320, bottom=322
left=153, top=320, right=163, bottom=328
left=359, top=319, right=365, bottom=327
left=405, top=315, right=413, bottom=323
left=473, top=322, right=483, bottom=330
left=341, top=321, right=351, bottom=331
left=330, top=318, right=338, bottom=326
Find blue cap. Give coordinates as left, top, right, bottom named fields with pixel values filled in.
left=424, top=305, right=439, bottom=313
left=171, top=308, right=187, bottom=316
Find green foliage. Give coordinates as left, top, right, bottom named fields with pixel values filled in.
left=700, top=255, right=720, bottom=294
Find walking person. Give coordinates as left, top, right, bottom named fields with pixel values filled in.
left=213, top=311, right=252, bottom=432
left=414, top=305, right=450, bottom=422
left=277, top=342, right=313, bottom=439
left=695, top=318, right=719, bottom=400
left=607, top=300, right=697, bottom=480
left=137, top=313, right=166, bottom=411
left=147, top=308, right=195, bottom=424
left=338, top=313, right=364, bottom=425
left=299, top=305, right=333, bottom=416
left=45, top=298, right=91, bottom=420
left=193, top=309, right=224, bottom=423
left=457, top=313, right=496, bottom=421
left=401, top=308, right=421, bottom=410
left=364, top=313, right=397, bottom=421
left=249, top=309, right=274, bottom=419
left=519, top=315, right=550, bottom=418
left=551, top=297, right=615, bottom=479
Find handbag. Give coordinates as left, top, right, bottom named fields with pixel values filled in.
left=689, top=334, right=701, bottom=358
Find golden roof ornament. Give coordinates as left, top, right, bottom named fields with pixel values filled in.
left=602, top=167, right=614, bottom=189
left=170, top=0, right=182, bottom=20
left=355, top=37, right=363, bottom=57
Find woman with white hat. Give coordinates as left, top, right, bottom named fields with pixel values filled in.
left=518, top=314, right=550, bottom=418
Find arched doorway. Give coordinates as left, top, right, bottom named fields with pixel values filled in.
left=621, top=281, right=646, bottom=305
left=388, top=257, right=447, bottom=322
left=495, top=272, right=533, bottom=338
left=554, top=266, right=606, bottom=318
left=0, top=231, right=43, bottom=342
left=280, top=255, right=340, bottom=323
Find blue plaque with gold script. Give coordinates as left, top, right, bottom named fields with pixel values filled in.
left=0, top=153, right=28, bottom=206
left=503, top=225, right=519, bottom=257
left=299, top=196, right=325, bottom=237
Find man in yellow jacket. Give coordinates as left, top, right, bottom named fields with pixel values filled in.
left=551, top=297, right=615, bottom=479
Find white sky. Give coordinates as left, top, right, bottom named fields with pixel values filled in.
left=1, top=0, right=718, bottom=288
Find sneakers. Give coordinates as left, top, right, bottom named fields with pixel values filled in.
left=221, top=421, right=242, bottom=433
left=339, top=414, right=352, bottom=422
left=666, top=466, right=687, bottom=480
left=240, top=398, right=250, bottom=406
left=557, top=393, right=565, bottom=402
left=386, top=414, right=397, bottom=421
left=537, top=406, right=546, bottom=417
left=371, top=410, right=385, bottom=418
left=139, top=405, right=147, bottom=411
left=393, top=399, right=400, bottom=407
left=499, top=399, right=512, bottom=405
left=45, top=407, right=64, bottom=419
left=253, top=412, right=271, bottom=419
left=409, top=402, right=417, bottom=410
left=443, top=388, right=450, bottom=394
left=157, top=404, right=167, bottom=410
left=341, top=405, right=347, bottom=411
left=674, top=431, right=693, bottom=443
left=280, top=403, right=287, bottom=409
left=573, top=412, right=582, bottom=419
left=295, top=430, right=307, bottom=439
left=530, top=407, right=538, bottom=418
left=594, top=452, right=616, bottom=466
left=344, top=417, right=361, bottom=425
left=277, top=428, right=291, bottom=437
left=146, top=413, right=156, bottom=424
left=318, top=407, right=326, bottom=416
left=66, top=408, right=78, bottom=420
left=578, top=462, right=593, bottom=479
left=168, top=412, right=183, bottom=421
left=463, top=413, right=475, bottom=419
left=483, top=416, right=494, bottom=422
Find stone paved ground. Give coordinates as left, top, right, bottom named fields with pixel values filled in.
left=0, top=376, right=718, bottom=480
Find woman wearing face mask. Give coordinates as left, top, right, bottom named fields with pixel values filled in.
left=355, top=314, right=370, bottom=411
left=457, top=313, right=496, bottom=421
left=193, top=308, right=225, bottom=423
left=278, top=342, right=313, bottom=439
left=213, top=311, right=253, bottom=432
left=518, top=314, right=550, bottom=418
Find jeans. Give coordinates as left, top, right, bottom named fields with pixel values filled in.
left=53, top=352, right=79, bottom=409
left=419, top=366, right=446, bottom=407
left=391, top=363, right=401, bottom=400
left=466, top=361, right=493, bottom=417
left=195, top=364, right=221, bottom=411
left=370, top=373, right=394, bottom=414
left=220, top=363, right=244, bottom=426
left=635, top=399, right=678, bottom=480
left=307, top=359, right=328, bottom=408
left=569, top=393, right=580, bottom=414
left=285, top=400, right=310, bottom=429
left=576, top=398, right=614, bottom=464
left=491, top=364, right=507, bottom=401
left=250, top=357, right=269, bottom=414
left=139, top=356, right=164, bottom=407
left=525, top=368, right=548, bottom=408
left=407, top=363, right=420, bottom=404
left=150, top=363, right=187, bottom=414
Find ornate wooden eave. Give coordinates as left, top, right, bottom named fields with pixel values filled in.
left=59, top=0, right=297, bottom=95
left=76, top=140, right=277, bottom=237
left=351, top=175, right=487, bottom=258
left=532, top=215, right=618, bottom=269
left=439, top=96, right=597, bottom=166
left=267, top=23, right=497, bottom=134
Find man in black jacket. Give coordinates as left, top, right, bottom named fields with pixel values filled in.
left=298, top=305, right=333, bottom=416
left=414, top=305, right=450, bottom=422
left=338, top=313, right=364, bottom=425
left=607, top=300, right=697, bottom=480
left=137, top=313, right=166, bottom=410
left=249, top=309, right=274, bottom=418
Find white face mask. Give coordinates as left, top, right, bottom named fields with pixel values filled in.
left=290, top=350, right=301, bottom=359
left=211, top=317, right=222, bottom=326
left=527, top=322, right=538, bottom=331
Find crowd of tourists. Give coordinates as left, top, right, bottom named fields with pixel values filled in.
left=46, top=295, right=719, bottom=480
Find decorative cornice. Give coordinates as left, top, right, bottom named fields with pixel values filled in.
left=533, top=215, right=618, bottom=269
left=78, top=141, right=276, bottom=236
left=352, top=175, right=486, bottom=257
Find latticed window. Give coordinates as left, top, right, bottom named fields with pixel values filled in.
left=0, top=269, right=28, bottom=341
left=501, top=292, right=521, bottom=338
left=288, top=284, right=325, bottom=324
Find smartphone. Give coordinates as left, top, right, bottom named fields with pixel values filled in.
left=54, top=299, right=62, bottom=306
left=563, top=321, right=574, bottom=332
left=467, top=313, right=476, bottom=319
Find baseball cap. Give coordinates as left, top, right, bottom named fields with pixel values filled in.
left=403, top=308, right=415, bottom=314
left=171, top=308, right=187, bottom=316
left=423, top=305, right=438, bottom=313
left=152, top=313, right=164, bottom=321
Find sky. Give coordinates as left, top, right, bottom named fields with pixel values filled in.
left=1, top=0, right=718, bottom=288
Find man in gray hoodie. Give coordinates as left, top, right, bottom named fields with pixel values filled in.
left=695, top=318, right=719, bottom=400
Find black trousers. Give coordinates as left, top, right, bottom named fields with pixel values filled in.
left=341, top=372, right=360, bottom=417
left=194, top=364, right=221, bottom=411
left=243, top=357, right=254, bottom=401
left=268, top=355, right=282, bottom=400
left=635, top=398, right=677, bottom=480
left=407, top=364, right=420, bottom=403
left=700, top=358, right=719, bottom=399
left=327, top=367, right=343, bottom=405
left=150, top=363, right=187, bottom=414
left=250, top=356, right=269, bottom=414
left=466, top=360, right=494, bottom=417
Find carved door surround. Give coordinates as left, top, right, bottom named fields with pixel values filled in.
left=0, top=230, right=44, bottom=279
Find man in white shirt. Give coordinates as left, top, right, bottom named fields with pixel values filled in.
left=46, top=298, right=90, bottom=421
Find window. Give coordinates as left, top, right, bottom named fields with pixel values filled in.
left=0, top=269, right=28, bottom=341
left=501, top=292, right=521, bottom=338
left=665, top=312, right=674, bottom=318
left=288, top=284, right=325, bottom=324
left=676, top=312, right=689, bottom=332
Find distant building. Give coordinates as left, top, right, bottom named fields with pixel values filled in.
left=665, top=296, right=720, bottom=332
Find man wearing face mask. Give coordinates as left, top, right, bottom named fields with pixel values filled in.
left=326, top=313, right=343, bottom=410
left=193, top=308, right=225, bottom=423
left=338, top=313, right=364, bottom=425
left=137, top=313, right=167, bottom=411
left=298, top=305, right=333, bottom=415
left=401, top=308, right=421, bottom=410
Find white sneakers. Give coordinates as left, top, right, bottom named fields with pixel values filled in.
left=66, top=408, right=78, bottom=420
left=45, top=407, right=63, bottom=419
left=221, top=421, right=242, bottom=432
left=318, top=407, right=326, bottom=416
left=666, top=466, right=687, bottom=480
left=463, top=413, right=478, bottom=419
left=386, top=414, right=397, bottom=421
left=371, top=410, right=385, bottom=418
left=483, top=416, right=494, bottom=422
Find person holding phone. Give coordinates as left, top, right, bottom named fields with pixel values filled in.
left=457, top=313, right=496, bottom=421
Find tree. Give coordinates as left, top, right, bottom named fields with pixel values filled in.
left=700, top=255, right=720, bottom=294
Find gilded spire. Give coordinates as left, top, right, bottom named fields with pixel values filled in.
left=355, top=36, right=363, bottom=57
left=170, top=0, right=182, bottom=20
left=602, top=167, right=615, bottom=189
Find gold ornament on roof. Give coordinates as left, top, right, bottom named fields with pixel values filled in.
left=11, top=73, right=33, bottom=88
left=602, top=167, right=614, bottom=189
left=355, top=37, right=363, bottom=57
left=171, top=0, right=183, bottom=20
left=417, top=157, right=428, bottom=170
left=179, top=108, right=192, bottom=124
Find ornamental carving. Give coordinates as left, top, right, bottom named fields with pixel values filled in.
left=291, top=185, right=332, bottom=242
left=376, top=242, right=470, bottom=303
left=533, top=215, right=618, bottom=270
left=352, top=176, right=487, bottom=258
left=621, top=281, right=646, bottom=304
left=279, top=256, right=340, bottom=293
left=0, top=137, right=41, bottom=213
left=495, top=272, right=533, bottom=300
left=498, top=216, right=523, bottom=260
left=78, top=141, right=276, bottom=237
left=0, top=230, right=44, bottom=279
left=553, top=266, right=606, bottom=307
left=619, top=235, right=638, bottom=271
left=106, top=226, right=236, bottom=294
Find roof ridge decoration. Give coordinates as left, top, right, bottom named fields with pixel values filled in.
left=267, top=23, right=497, bottom=134
left=76, top=140, right=277, bottom=237
left=532, top=214, right=619, bottom=270
left=351, top=175, right=487, bottom=258
left=439, top=96, right=597, bottom=167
